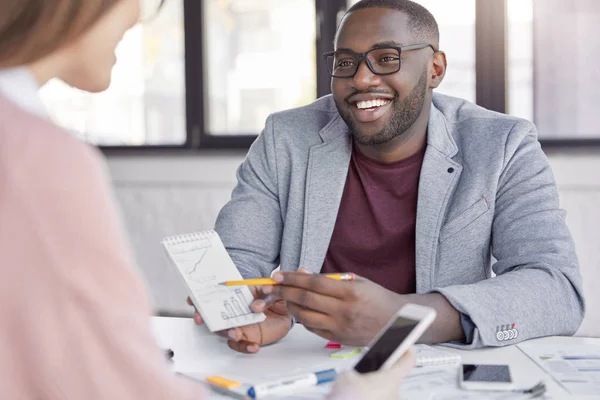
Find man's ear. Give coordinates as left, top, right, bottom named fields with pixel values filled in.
left=429, top=51, right=447, bottom=89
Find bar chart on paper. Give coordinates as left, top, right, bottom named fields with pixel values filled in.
left=222, top=289, right=254, bottom=320
left=162, top=231, right=266, bottom=332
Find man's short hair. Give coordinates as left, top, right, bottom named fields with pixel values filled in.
left=344, top=0, right=440, bottom=45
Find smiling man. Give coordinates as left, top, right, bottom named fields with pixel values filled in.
left=192, top=0, right=584, bottom=353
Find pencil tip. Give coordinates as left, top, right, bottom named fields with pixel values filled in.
left=217, top=282, right=226, bottom=286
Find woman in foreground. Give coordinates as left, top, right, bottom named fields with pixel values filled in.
left=0, top=1, right=415, bottom=398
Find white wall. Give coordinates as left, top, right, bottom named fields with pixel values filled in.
left=107, top=151, right=600, bottom=332
left=108, top=153, right=245, bottom=315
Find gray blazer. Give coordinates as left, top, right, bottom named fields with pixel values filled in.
left=215, top=93, right=584, bottom=348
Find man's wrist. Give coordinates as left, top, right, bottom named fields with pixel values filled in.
left=401, top=293, right=465, bottom=343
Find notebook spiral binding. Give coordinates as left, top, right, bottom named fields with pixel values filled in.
left=416, top=354, right=461, bottom=367
left=162, top=230, right=215, bottom=246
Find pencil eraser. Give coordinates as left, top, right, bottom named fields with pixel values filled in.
left=326, top=341, right=342, bottom=349
left=330, top=347, right=362, bottom=359
left=206, top=375, right=242, bottom=389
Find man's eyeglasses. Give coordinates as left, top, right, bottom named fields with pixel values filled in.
left=322, top=43, right=435, bottom=78
left=140, top=0, right=166, bottom=22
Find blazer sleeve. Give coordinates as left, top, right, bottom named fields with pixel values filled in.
left=435, top=120, right=585, bottom=348
left=214, top=115, right=283, bottom=278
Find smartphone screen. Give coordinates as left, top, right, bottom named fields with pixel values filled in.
left=462, top=364, right=512, bottom=383
left=353, top=316, right=419, bottom=373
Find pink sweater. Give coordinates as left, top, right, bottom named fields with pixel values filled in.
left=0, top=94, right=197, bottom=399
left=0, top=94, right=361, bottom=400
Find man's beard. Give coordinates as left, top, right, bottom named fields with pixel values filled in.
left=337, top=67, right=428, bottom=146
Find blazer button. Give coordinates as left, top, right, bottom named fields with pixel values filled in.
left=447, top=167, right=454, bottom=173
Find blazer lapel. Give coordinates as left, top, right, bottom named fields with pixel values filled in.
left=415, top=103, right=462, bottom=293
left=299, top=115, right=352, bottom=273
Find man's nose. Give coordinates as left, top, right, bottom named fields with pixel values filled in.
left=352, top=59, right=382, bottom=90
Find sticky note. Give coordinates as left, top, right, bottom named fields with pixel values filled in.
left=206, top=375, right=242, bottom=389
left=330, top=347, right=362, bottom=359
left=326, top=341, right=342, bottom=349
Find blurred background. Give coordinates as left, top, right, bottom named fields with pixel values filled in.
left=38, top=0, right=599, bottom=316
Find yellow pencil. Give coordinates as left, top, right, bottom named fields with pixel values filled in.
left=218, top=273, right=355, bottom=286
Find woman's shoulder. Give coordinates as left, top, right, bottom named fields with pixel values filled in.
left=0, top=94, right=105, bottom=185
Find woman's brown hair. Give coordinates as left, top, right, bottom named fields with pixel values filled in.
left=0, top=0, right=121, bottom=68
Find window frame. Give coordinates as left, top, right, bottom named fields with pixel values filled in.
left=475, top=0, right=506, bottom=114
left=103, top=0, right=345, bottom=152
left=477, top=0, right=600, bottom=148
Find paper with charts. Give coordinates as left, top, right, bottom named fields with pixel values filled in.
left=162, top=231, right=266, bottom=332
left=518, top=342, right=600, bottom=396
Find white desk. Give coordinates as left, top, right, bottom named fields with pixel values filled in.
left=151, top=317, right=599, bottom=399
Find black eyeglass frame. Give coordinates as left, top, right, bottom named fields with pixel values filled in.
left=322, top=43, right=436, bottom=78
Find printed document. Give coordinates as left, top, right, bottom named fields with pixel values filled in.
left=518, top=342, right=600, bottom=396
left=162, top=231, right=266, bottom=332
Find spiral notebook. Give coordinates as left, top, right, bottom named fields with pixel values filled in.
left=162, top=230, right=266, bottom=332
left=414, top=344, right=461, bottom=367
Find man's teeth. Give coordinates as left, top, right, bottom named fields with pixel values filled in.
left=356, top=99, right=390, bottom=109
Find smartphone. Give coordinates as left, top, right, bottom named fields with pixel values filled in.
left=459, top=364, right=514, bottom=391
left=353, top=304, right=437, bottom=374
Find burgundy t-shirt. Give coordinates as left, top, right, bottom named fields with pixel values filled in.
left=321, top=142, right=426, bottom=294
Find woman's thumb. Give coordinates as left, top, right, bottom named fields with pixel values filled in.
left=380, top=349, right=417, bottom=380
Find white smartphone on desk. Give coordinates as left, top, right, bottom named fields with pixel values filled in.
left=459, top=364, right=514, bottom=391
left=353, top=304, right=437, bottom=373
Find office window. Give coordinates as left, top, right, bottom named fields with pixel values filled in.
left=203, top=0, right=317, bottom=136
left=506, top=0, right=533, bottom=122
left=39, top=0, right=186, bottom=146
left=36, top=0, right=594, bottom=149
left=506, top=0, right=600, bottom=142
left=531, top=0, right=600, bottom=140
left=346, top=0, right=476, bottom=103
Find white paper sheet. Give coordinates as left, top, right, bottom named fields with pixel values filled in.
left=518, top=343, right=600, bottom=396
left=162, top=231, right=266, bottom=332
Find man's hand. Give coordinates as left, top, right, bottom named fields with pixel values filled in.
left=263, top=271, right=404, bottom=346
left=187, top=286, right=292, bottom=354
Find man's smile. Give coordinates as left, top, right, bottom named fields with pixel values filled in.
left=347, top=94, right=395, bottom=123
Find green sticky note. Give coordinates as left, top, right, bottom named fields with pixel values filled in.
left=330, top=347, right=362, bottom=359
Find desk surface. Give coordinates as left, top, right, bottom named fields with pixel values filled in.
left=151, top=317, right=599, bottom=399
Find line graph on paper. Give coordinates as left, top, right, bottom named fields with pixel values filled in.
left=163, top=232, right=266, bottom=331
left=188, top=252, right=205, bottom=276
left=183, top=249, right=210, bottom=284
left=165, top=237, right=212, bottom=284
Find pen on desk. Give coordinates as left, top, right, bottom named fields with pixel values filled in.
left=219, top=273, right=355, bottom=286
left=247, top=368, right=337, bottom=399
left=163, top=348, right=174, bottom=360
